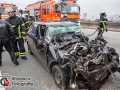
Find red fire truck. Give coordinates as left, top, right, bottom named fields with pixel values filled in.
left=25, top=0, right=80, bottom=24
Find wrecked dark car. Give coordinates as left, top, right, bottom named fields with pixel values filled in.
left=27, top=22, right=120, bottom=90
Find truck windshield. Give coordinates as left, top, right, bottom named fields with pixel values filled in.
left=0, top=8, right=17, bottom=14
left=62, top=4, right=80, bottom=14
left=47, top=26, right=82, bottom=36
left=0, top=8, right=5, bottom=14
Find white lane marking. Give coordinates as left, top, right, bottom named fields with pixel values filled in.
left=0, top=70, right=5, bottom=90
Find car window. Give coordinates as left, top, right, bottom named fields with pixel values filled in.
left=35, top=25, right=46, bottom=40
left=47, top=26, right=82, bottom=36
left=40, top=25, right=46, bottom=37
left=36, top=26, right=39, bottom=39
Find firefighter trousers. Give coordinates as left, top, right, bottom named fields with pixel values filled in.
left=0, top=38, right=17, bottom=63
left=95, top=30, right=106, bottom=43
left=11, top=38, right=26, bottom=58
left=98, top=30, right=104, bottom=37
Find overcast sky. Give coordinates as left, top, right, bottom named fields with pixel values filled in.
left=1, top=0, right=120, bottom=19
left=78, top=0, right=120, bottom=19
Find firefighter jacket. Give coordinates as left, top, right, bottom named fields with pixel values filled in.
left=21, top=17, right=28, bottom=31
left=24, top=17, right=30, bottom=32
left=0, top=19, right=15, bottom=39
left=25, top=17, right=34, bottom=31
left=6, top=14, right=26, bottom=39
left=21, top=17, right=28, bottom=40
left=28, top=17, right=35, bottom=26
left=98, top=16, right=108, bottom=30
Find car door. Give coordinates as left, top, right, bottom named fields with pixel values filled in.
left=34, top=24, right=48, bottom=67
left=27, top=23, right=37, bottom=54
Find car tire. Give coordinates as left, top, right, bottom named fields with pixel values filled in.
left=52, top=65, right=69, bottom=90
left=27, top=43, right=33, bottom=55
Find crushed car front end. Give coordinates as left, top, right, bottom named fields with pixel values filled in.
left=47, top=25, right=120, bottom=90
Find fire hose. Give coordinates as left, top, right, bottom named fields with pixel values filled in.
left=82, top=27, right=99, bottom=36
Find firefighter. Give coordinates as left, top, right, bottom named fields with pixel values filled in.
left=21, top=16, right=28, bottom=41
left=60, top=14, right=68, bottom=22
left=25, top=14, right=35, bottom=32
left=0, top=19, right=19, bottom=66
left=28, top=14, right=35, bottom=26
left=96, top=12, right=108, bottom=43
left=20, top=14, right=30, bottom=41
left=0, top=13, right=5, bottom=51
left=24, top=14, right=30, bottom=32
left=5, top=7, right=27, bottom=60
left=105, top=13, right=108, bottom=24
left=16, top=14, right=28, bottom=41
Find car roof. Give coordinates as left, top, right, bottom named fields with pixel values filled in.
left=33, top=21, right=77, bottom=27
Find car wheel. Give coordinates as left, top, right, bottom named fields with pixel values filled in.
left=27, top=43, right=33, bottom=55
left=52, top=65, right=68, bottom=90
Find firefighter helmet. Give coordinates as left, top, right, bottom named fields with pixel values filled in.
left=4, top=7, right=14, bottom=14
left=100, top=12, right=106, bottom=16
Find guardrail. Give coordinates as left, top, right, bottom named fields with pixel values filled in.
left=80, top=21, right=120, bottom=32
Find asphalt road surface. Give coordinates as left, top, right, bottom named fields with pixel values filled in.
left=0, top=29, right=120, bottom=90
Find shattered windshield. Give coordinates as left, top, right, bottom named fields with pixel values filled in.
left=62, top=4, right=80, bottom=14
left=47, top=26, right=82, bottom=36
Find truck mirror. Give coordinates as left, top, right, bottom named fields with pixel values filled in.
left=53, top=4, right=60, bottom=13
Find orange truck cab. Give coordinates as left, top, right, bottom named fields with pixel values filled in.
left=0, top=3, right=18, bottom=20
left=25, top=0, right=80, bottom=25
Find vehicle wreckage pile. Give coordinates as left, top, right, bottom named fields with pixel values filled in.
left=51, top=31, right=120, bottom=90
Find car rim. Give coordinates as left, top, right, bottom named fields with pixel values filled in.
left=54, top=70, right=62, bottom=85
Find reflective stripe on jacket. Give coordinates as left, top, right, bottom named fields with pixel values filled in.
left=98, top=16, right=108, bottom=30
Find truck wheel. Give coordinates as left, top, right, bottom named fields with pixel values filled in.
left=27, top=43, right=33, bottom=55
left=52, top=65, right=68, bottom=90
